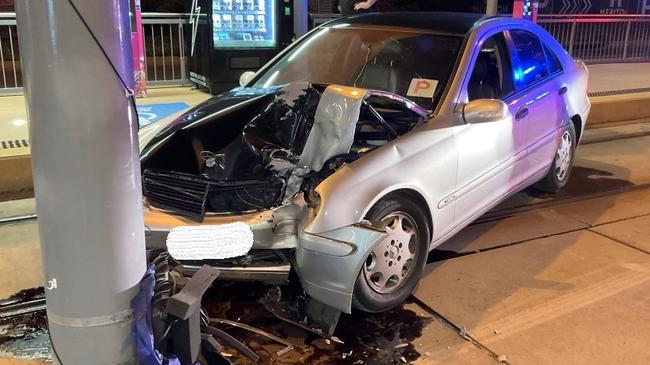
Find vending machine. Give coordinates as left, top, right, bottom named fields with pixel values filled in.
left=188, top=0, right=296, bottom=94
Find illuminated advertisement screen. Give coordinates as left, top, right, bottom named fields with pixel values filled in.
left=212, top=0, right=276, bottom=49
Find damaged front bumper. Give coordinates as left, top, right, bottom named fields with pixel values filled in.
left=144, top=201, right=387, bottom=314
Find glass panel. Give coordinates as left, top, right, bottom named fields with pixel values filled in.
left=212, top=0, right=277, bottom=49
left=511, top=29, right=549, bottom=86
left=252, top=26, right=463, bottom=109
left=544, top=43, right=563, bottom=74
left=468, top=32, right=515, bottom=101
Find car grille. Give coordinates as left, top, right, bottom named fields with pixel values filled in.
left=143, top=169, right=210, bottom=221
left=143, top=169, right=285, bottom=221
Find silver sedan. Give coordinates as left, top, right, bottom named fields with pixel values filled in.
left=139, top=12, right=590, bottom=317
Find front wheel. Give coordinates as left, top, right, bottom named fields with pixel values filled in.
left=533, top=122, right=577, bottom=193
left=352, top=195, right=430, bottom=313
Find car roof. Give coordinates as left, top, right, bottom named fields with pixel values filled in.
left=327, top=12, right=496, bottom=36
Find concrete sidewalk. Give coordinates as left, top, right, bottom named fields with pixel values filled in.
left=588, top=63, right=650, bottom=94
left=415, top=186, right=650, bottom=364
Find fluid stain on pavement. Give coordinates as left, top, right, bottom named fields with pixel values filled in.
left=203, top=283, right=433, bottom=365
left=0, top=285, right=433, bottom=364
left=0, top=288, right=50, bottom=361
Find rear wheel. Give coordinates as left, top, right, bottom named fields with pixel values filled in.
left=352, top=195, right=430, bottom=313
left=533, top=122, right=576, bottom=193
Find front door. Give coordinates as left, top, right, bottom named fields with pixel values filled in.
left=453, top=31, right=529, bottom=228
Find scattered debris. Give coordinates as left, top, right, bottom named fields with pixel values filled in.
left=209, top=317, right=294, bottom=357
left=497, top=354, right=508, bottom=363
left=459, top=326, right=471, bottom=340
left=493, top=329, right=502, bottom=335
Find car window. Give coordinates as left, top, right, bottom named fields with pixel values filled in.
left=510, top=30, right=549, bottom=87
left=467, top=32, right=515, bottom=101
left=543, top=43, right=563, bottom=74
left=251, top=26, right=462, bottom=110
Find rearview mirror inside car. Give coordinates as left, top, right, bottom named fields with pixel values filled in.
left=462, top=99, right=509, bottom=124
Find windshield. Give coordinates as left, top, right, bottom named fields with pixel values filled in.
left=251, top=25, right=463, bottom=109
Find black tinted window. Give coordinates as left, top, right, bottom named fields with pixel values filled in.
left=510, top=30, right=548, bottom=86
left=468, top=33, right=515, bottom=101
left=544, top=44, right=563, bottom=74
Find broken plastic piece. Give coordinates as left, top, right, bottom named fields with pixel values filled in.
left=209, top=318, right=294, bottom=357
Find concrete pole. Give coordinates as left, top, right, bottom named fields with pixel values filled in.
left=15, top=0, right=147, bottom=364
left=486, top=0, right=498, bottom=14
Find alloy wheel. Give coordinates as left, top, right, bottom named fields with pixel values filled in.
left=363, top=212, right=420, bottom=294
left=555, top=130, right=573, bottom=181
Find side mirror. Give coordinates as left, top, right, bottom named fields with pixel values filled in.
left=462, top=99, right=509, bottom=124
left=239, top=71, right=256, bottom=87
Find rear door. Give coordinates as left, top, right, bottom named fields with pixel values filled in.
left=507, top=29, right=566, bottom=177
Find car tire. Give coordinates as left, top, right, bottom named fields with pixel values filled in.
left=352, top=194, right=430, bottom=313
left=533, top=122, right=577, bottom=193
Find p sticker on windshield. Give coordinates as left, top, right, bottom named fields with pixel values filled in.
left=407, top=79, right=438, bottom=98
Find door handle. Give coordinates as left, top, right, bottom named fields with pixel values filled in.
left=559, top=86, right=568, bottom=95
left=515, top=108, right=529, bottom=121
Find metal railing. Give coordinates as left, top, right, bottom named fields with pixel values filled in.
left=0, top=13, right=20, bottom=93
left=142, top=13, right=190, bottom=87
left=538, top=14, right=650, bottom=63
left=0, top=12, right=190, bottom=94
left=2, top=12, right=650, bottom=93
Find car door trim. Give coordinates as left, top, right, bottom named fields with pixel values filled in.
left=528, top=125, right=562, bottom=155
left=439, top=146, right=527, bottom=210
left=431, top=161, right=552, bottom=249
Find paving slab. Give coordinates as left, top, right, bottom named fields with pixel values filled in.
left=591, top=214, right=650, bottom=254
left=553, top=188, right=650, bottom=226
left=415, top=230, right=650, bottom=364
left=437, top=209, right=588, bottom=254
left=0, top=199, right=35, bottom=220
left=574, top=134, right=650, bottom=186
left=0, top=360, right=48, bottom=365
left=394, top=303, right=498, bottom=365
left=483, top=281, right=650, bottom=365
left=582, top=119, right=650, bottom=144
left=0, top=221, right=42, bottom=299
left=587, top=63, right=650, bottom=94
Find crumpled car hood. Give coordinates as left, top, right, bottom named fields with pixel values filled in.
left=139, top=82, right=368, bottom=219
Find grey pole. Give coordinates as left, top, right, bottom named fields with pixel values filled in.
left=486, top=0, right=498, bottom=15
left=15, top=0, right=147, bottom=364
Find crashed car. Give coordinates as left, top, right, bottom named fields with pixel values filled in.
left=139, top=12, right=590, bottom=316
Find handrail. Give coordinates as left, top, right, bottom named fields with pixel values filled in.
left=538, top=14, right=650, bottom=18
left=141, top=12, right=199, bottom=18
left=0, top=12, right=194, bottom=19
